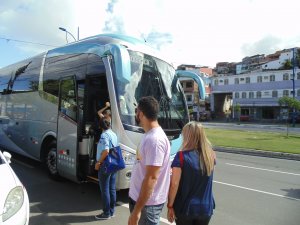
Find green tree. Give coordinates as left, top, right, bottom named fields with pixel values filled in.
left=296, top=48, right=300, bottom=67
left=233, top=103, right=241, bottom=121
left=234, top=103, right=241, bottom=113
left=278, top=96, right=300, bottom=110
left=282, top=59, right=293, bottom=69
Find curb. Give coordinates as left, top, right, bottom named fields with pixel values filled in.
left=214, top=146, right=300, bottom=161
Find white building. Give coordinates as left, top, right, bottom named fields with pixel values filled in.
left=262, top=49, right=294, bottom=70
left=211, top=68, right=300, bottom=121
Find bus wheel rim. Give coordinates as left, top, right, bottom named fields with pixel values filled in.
left=47, top=149, right=57, bottom=174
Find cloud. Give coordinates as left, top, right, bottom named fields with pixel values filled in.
left=241, top=36, right=283, bottom=56
left=0, top=0, right=77, bottom=53
left=106, top=0, right=119, bottom=13
left=1, top=0, right=300, bottom=69
left=145, top=31, right=173, bottom=50
left=241, top=35, right=300, bottom=58
left=102, top=0, right=174, bottom=51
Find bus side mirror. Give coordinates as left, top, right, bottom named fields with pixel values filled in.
left=176, top=70, right=206, bottom=100
left=108, top=44, right=131, bottom=84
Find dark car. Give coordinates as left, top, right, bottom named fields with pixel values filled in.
left=289, top=112, right=300, bottom=123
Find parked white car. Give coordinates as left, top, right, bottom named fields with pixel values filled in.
left=0, top=151, right=29, bottom=225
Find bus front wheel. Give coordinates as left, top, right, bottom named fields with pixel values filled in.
left=46, top=141, right=60, bottom=180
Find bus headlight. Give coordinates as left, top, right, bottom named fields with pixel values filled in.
left=2, top=186, right=24, bottom=222
left=121, top=150, right=135, bottom=165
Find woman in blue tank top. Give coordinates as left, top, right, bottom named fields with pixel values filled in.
left=167, top=121, right=216, bottom=225
left=94, top=118, right=118, bottom=220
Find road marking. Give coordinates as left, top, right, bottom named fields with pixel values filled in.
left=117, top=202, right=175, bottom=224
left=226, top=163, right=300, bottom=176
left=12, top=158, right=34, bottom=169
left=214, top=180, right=300, bottom=201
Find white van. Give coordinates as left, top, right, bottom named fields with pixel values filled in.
left=0, top=151, right=29, bottom=225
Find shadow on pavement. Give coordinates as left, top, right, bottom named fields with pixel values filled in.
left=281, top=188, right=300, bottom=200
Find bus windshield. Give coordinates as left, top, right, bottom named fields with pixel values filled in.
left=113, top=50, right=188, bottom=134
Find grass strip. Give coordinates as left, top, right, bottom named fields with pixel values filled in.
left=205, top=128, right=300, bottom=154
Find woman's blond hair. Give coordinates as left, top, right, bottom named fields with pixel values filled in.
left=181, top=121, right=215, bottom=176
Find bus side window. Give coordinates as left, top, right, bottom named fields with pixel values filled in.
left=60, top=81, right=77, bottom=121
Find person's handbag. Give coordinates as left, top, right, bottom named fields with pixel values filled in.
left=103, top=139, right=126, bottom=174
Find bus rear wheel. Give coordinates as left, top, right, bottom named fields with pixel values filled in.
left=46, top=141, right=60, bottom=180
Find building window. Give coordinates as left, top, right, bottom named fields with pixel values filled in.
left=249, top=92, right=254, bottom=98
left=297, top=89, right=300, bottom=96
left=270, top=75, right=275, bottom=82
left=272, top=90, right=278, bottom=97
left=257, top=76, right=262, bottom=83
left=224, top=79, right=229, bottom=85
left=186, top=81, right=193, bottom=88
left=283, top=90, right=289, bottom=97
left=186, top=95, right=192, bottom=102
left=283, top=73, right=289, bottom=80
left=235, top=92, right=239, bottom=98
left=297, top=72, right=300, bottom=80
left=240, top=78, right=244, bottom=81
left=214, top=79, right=218, bottom=85
left=257, top=91, right=262, bottom=98
left=246, top=77, right=250, bottom=83
left=234, top=78, right=239, bottom=84
left=242, top=92, right=247, bottom=98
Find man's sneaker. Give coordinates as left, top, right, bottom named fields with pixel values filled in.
left=110, top=214, right=116, bottom=218
left=95, top=213, right=111, bottom=220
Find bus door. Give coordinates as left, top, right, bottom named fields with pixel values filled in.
left=57, top=76, right=78, bottom=182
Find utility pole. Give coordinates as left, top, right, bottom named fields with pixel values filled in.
left=77, top=26, right=80, bottom=41
left=292, top=48, right=296, bottom=127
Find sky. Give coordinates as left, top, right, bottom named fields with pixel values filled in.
left=0, top=0, right=300, bottom=69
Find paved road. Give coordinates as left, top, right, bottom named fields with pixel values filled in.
left=10, top=151, right=300, bottom=225
left=212, top=152, right=300, bottom=225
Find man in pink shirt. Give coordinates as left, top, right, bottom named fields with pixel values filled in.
left=128, top=96, right=170, bottom=225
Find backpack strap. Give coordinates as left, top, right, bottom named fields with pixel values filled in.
left=179, top=151, right=184, bottom=168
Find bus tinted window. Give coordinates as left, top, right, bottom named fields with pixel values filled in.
left=43, top=53, right=87, bottom=98
left=0, top=55, right=42, bottom=94
left=0, top=73, right=12, bottom=94
left=59, top=77, right=77, bottom=121
left=11, top=56, right=42, bottom=93
left=87, top=54, right=106, bottom=76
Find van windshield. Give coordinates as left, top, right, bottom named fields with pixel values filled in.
left=113, top=50, right=188, bottom=135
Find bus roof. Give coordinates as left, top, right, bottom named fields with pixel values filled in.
left=1, top=34, right=173, bottom=70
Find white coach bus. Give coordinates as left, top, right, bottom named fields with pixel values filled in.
left=0, top=34, right=205, bottom=189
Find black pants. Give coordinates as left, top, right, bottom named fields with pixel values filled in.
left=175, top=216, right=211, bottom=225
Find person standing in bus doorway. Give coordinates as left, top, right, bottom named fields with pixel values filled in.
left=94, top=118, right=118, bottom=220
left=94, top=102, right=112, bottom=142
left=128, top=96, right=171, bottom=225
left=97, top=101, right=112, bottom=122
left=167, top=121, right=216, bottom=225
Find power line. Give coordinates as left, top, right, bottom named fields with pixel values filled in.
left=0, top=37, right=58, bottom=47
